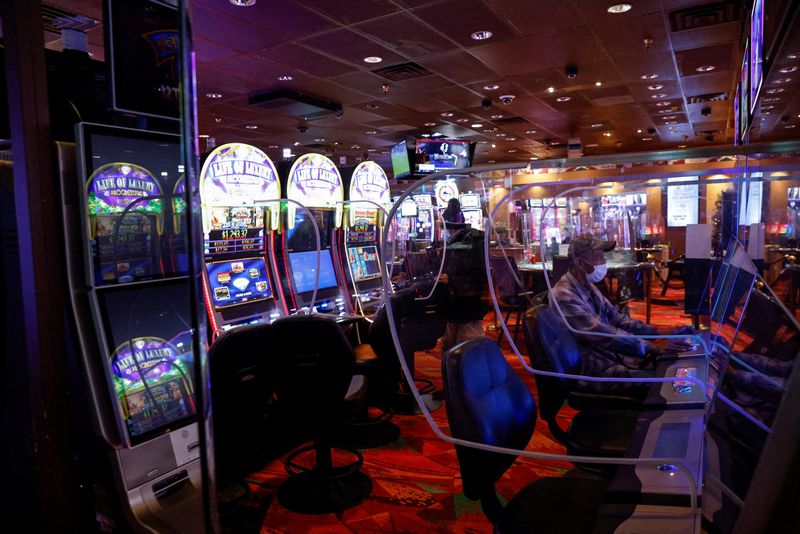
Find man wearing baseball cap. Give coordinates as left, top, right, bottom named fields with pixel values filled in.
left=550, top=234, right=691, bottom=392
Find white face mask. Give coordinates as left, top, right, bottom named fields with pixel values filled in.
left=583, top=260, right=607, bottom=283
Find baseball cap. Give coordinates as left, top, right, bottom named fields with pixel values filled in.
left=567, top=234, right=616, bottom=259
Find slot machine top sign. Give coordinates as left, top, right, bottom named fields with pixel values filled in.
left=200, top=143, right=281, bottom=234
left=349, top=161, right=390, bottom=226
left=287, top=153, right=344, bottom=229
left=86, top=162, right=164, bottom=235
left=434, top=179, right=459, bottom=207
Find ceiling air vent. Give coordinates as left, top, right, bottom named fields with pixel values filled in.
left=688, top=92, right=729, bottom=104
left=372, top=62, right=431, bottom=82
left=669, top=1, right=739, bottom=32
left=249, top=89, right=342, bottom=120
left=493, top=117, right=528, bottom=125
left=42, top=3, right=101, bottom=33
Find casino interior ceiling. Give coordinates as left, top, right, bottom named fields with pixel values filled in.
left=43, top=0, right=800, bottom=171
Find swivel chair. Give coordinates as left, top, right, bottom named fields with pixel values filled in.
left=523, top=305, right=640, bottom=459
left=489, top=254, right=534, bottom=345
left=442, top=337, right=608, bottom=533
left=269, top=315, right=372, bottom=514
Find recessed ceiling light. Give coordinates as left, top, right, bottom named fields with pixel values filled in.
left=363, top=56, right=382, bottom=63
left=774, top=78, right=793, bottom=84
left=483, top=129, right=494, bottom=133
left=642, top=137, right=653, bottom=141
left=421, top=133, right=431, bottom=138
left=761, top=105, right=775, bottom=110
left=491, top=144, right=496, bottom=148
left=696, top=65, right=716, bottom=72
left=277, top=74, right=293, bottom=81
left=656, top=101, right=671, bottom=107
left=229, top=0, right=256, bottom=7
left=546, top=86, right=556, bottom=93
left=647, top=84, right=664, bottom=91
left=530, top=157, right=539, bottom=160
left=607, top=3, right=632, bottom=14
left=678, top=144, right=686, bottom=148
left=471, top=30, right=493, bottom=40
left=293, top=141, right=300, bottom=146
left=367, top=148, right=377, bottom=152
left=198, top=134, right=209, bottom=138
left=483, top=84, right=500, bottom=91
left=763, top=111, right=772, bottom=115
left=471, top=123, right=483, bottom=128
left=591, top=123, right=603, bottom=128
left=788, top=52, right=800, bottom=60
left=664, top=120, right=677, bottom=124
left=351, top=144, right=360, bottom=149
left=641, top=73, right=659, bottom=80
left=603, top=132, right=613, bottom=137
left=779, top=66, right=798, bottom=74
left=245, top=124, right=258, bottom=129
left=365, top=130, right=377, bottom=135
left=488, top=160, right=496, bottom=163
left=650, top=93, right=667, bottom=99
left=440, top=112, right=454, bottom=117
left=524, top=129, right=537, bottom=134
left=431, top=132, right=444, bottom=137
left=456, top=118, right=470, bottom=123
left=658, top=109, right=675, bottom=114
left=766, top=88, right=785, bottom=94
left=595, top=81, right=603, bottom=87
left=508, top=149, right=518, bottom=153
left=366, top=103, right=380, bottom=109
left=424, top=122, right=436, bottom=126
left=786, top=124, right=797, bottom=129
left=636, top=128, right=643, bottom=133
left=214, top=117, right=223, bottom=123
left=585, top=143, right=599, bottom=148
left=314, top=138, right=325, bottom=142
left=496, top=133, right=507, bottom=137
left=507, top=137, right=517, bottom=141
left=268, top=145, right=278, bottom=149
left=556, top=96, right=571, bottom=102
left=762, top=97, right=781, bottom=102
left=205, top=92, right=222, bottom=99
left=491, top=114, right=504, bottom=119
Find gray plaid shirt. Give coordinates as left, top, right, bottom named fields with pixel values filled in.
left=551, top=271, right=658, bottom=390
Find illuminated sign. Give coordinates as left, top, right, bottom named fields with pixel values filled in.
left=112, top=336, right=184, bottom=383
left=667, top=176, right=699, bottom=227
left=349, top=161, right=390, bottom=226
left=434, top=179, right=459, bottom=207
left=287, top=153, right=344, bottom=228
left=86, top=162, right=163, bottom=236
left=200, top=143, right=281, bottom=233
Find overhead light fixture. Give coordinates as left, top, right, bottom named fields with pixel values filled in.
left=471, top=30, right=493, bottom=41
left=431, top=132, right=444, bottom=137
left=774, top=78, right=793, bottom=84
left=595, top=81, right=603, bottom=86
left=507, top=137, right=517, bottom=141
left=314, top=138, right=325, bottom=142
left=293, top=141, right=300, bottom=146
left=363, top=56, right=383, bottom=63
left=766, top=88, right=785, bottom=94
left=647, top=84, right=664, bottom=90
left=656, top=101, right=670, bottom=107
left=762, top=97, right=781, bottom=102
left=779, top=66, right=798, bottom=74
left=456, top=118, right=470, bottom=123
left=214, top=117, right=223, bottom=123
left=367, top=148, right=377, bottom=152
left=365, top=130, right=377, bottom=134
left=440, top=112, right=454, bottom=117
left=366, top=103, right=380, bottom=110
left=585, top=143, right=600, bottom=148
left=483, top=84, right=500, bottom=91
left=591, top=123, right=603, bottom=128
left=491, top=143, right=496, bottom=148
left=351, top=144, right=360, bottom=149
left=524, top=129, right=537, bottom=134
left=607, top=3, right=632, bottom=14
left=471, top=123, right=483, bottom=128
left=695, top=65, right=716, bottom=72
left=205, top=92, right=222, bottom=99
left=277, top=74, right=293, bottom=81
left=678, top=144, right=686, bottom=148
left=556, top=96, right=571, bottom=102
left=229, top=0, right=256, bottom=6
left=424, top=122, right=436, bottom=126
left=786, top=124, right=797, bottom=129
left=788, top=52, right=800, bottom=60
left=642, top=137, right=653, bottom=141
left=420, top=133, right=431, bottom=138
left=198, top=134, right=209, bottom=138
left=658, top=109, right=675, bottom=114
left=650, top=93, right=667, bottom=98
left=491, top=114, right=504, bottom=119
left=636, top=128, right=643, bottom=133
left=603, top=132, right=613, bottom=137
left=508, top=149, right=518, bottom=153
left=641, top=73, right=658, bottom=80
left=496, top=132, right=507, bottom=137
left=268, top=145, right=278, bottom=149
left=546, top=86, right=556, bottom=93
left=530, top=157, right=539, bottom=160
left=664, top=120, right=677, bottom=125
left=245, top=124, right=258, bottom=129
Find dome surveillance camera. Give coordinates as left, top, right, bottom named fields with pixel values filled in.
left=701, top=106, right=712, bottom=117
left=647, top=127, right=656, bottom=135
left=565, top=65, right=578, bottom=79
left=499, top=94, right=516, bottom=105
left=482, top=98, right=492, bottom=110
left=781, top=115, right=791, bottom=123
left=298, top=125, right=308, bottom=133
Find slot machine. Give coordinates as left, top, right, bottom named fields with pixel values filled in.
left=199, top=143, right=287, bottom=335
left=277, top=153, right=351, bottom=316
left=61, top=123, right=203, bottom=532
left=459, top=192, right=484, bottom=231
left=343, top=161, right=392, bottom=317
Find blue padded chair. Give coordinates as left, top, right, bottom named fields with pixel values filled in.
left=523, top=305, right=640, bottom=459
left=269, top=315, right=372, bottom=514
left=442, top=337, right=607, bottom=532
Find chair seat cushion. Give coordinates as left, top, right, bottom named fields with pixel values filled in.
left=567, top=409, right=639, bottom=456
left=353, top=343, right=379, bottom=365
left=343, top=375, right=367, bottom=411
left=498, top=476, right=608, bottom=534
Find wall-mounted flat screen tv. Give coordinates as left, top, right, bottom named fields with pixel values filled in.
left=415, top=139, right=473, bottom=173
left=390, top=140, right=412, bottom=179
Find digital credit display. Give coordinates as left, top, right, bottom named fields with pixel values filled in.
left=206, top=257, right=272, bottom=309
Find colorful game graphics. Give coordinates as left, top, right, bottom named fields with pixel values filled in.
left=347, top=245, right=381, bottom=282
left=286, top=153, right=344, bottom=230
left=206, top=258, right=272, bottom=309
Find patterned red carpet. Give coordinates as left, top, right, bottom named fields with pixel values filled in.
left=223, top=277, right=788, bottom=533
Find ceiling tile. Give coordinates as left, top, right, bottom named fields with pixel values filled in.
left=191, top=2, right=283, bottom=52
left=193, top=0, right=336, bottom=40
left=417, top=51, right=499, bottom=84
left=354, top=13, right=459, bottom=58
left=261, top=43, right=358, bottom=78
left=297, top=0, right=402, bottom=25
left=675, top=43, right=735, bottom=76
left=411, top=0, right=521, bottom=48
left=485, top=0, right=581, bottom=36
left=301, top=29, right=408, bottom=66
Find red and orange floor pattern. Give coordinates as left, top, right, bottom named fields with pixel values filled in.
left=229, top=278, right=790, bottom=533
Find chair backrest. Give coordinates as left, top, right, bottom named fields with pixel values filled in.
left=489, top=255, right=521, bottom=306
left=406, top=250, right=430, bottom=279
left=551, top=255, right=571, bottom=284
left=442, top=337, right=537, bottom=505
left=270, top=315, right=355, bottom=426
left=522, top=305, right=581, bottom=422
left=208, top=323, right=274, bottom=485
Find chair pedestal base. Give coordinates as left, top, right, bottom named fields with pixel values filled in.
left=391, top=391, right=442, bottom=415
left=277, top=469, right=372, bottom=515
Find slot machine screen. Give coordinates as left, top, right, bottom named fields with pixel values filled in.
left=205, top=257, right=272, bottom=309
left=289, top=249, right=338, bottom=293
left=77, top=123, right=184, bottom=286
left=96, top=279, right=196, bottom=444
left=347, top=245, right=382, bottom=282
left=106, top=0, right=180, bottom=119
